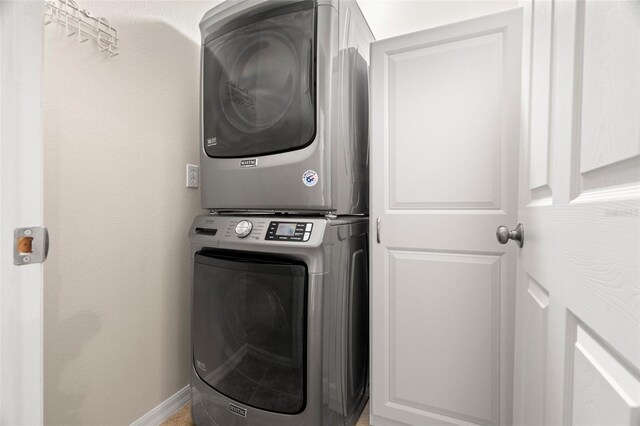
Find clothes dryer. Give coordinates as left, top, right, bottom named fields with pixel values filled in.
left=199, top=0, right=374, bottom=214
left=189, top=215, right=369, bottom=425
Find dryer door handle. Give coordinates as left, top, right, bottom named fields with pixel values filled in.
left=376, top=217, right=381, bottom=244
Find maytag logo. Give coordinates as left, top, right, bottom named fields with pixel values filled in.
left=229, top=403, right=247, bottom=418
left=240, top=159, right=258, bottom=168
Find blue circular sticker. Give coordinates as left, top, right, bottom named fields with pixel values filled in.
left=302, top=170, right=319, bottom=187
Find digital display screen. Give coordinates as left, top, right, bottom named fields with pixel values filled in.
left=276, top=223, right=297, bottom=236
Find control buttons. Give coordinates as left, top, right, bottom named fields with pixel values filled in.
left=265, top=222, right=313, bottom=242
left=235, top=220, right=253, bottom=238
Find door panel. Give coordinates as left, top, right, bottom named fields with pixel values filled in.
left=569, top=317, right=640, bottom=425
left=513, top=275, right=549, bottom=426
left=527, top=0, right=553, bottom=196
left=577, top=1, right=639, bottom=176
left=370, top=9, right=522, bottom=426
left=571, top=0, right=640, bottom=199
left=514, top=1, right=640, bottom=425
left=389, top=32, right=503, bottom=209
left=389, top=251, right=500, bottom=425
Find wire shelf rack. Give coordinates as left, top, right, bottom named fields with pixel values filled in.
left=44, top=0, right=119, bottom=57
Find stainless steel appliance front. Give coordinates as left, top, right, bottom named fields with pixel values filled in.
left=198, top=0, right=374, bottom=214
left=189, top=215, right=369, bottom=425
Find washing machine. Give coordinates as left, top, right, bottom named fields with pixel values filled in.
left=198, top=0, right=374, bottom=214
left=189, top=215, right=369, bottom=425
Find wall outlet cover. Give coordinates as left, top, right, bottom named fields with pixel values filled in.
left=186, top=164, right=199, bottom=188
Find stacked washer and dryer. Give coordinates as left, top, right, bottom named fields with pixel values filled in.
left=189, top=1, right=374, bottom=425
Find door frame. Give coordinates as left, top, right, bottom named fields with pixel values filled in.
left=0, top=1, right=45, bottom=424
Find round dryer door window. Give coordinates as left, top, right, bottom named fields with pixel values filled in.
left=202, top=2, right=316, bottom=158
left=220, top=31, right=298, bottom=134
left=192, top=250, right=308, bottom=415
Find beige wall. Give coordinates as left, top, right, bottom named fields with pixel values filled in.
left=43, top=1, right=517, bottom=424
left=43, top=1, right=217, bottom=424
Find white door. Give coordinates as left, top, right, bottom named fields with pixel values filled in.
left=513, top=1, right=640, bottom=425
left=0, top=1, right=45, bottom=424
left=370, top=9, right=523, bottom=426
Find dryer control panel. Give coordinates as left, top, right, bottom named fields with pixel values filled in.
left=190, top=215, right=326, bottom=247
left=265, top=221, right=313, bottom=242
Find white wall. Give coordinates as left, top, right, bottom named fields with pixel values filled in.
left=43, top=1, right=216, bottom=424
left=42, top=1, right=518, bottom=424
left=359, top=0, right=517, bottom=40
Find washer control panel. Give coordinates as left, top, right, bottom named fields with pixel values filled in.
left=265, top=221, right=313, bottom=242
left=191, top=216, right=323, bottom=246
left=234, top=220, right=253, bottom=238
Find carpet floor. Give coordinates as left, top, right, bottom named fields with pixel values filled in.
left=162, top=401, right=370, bottom=426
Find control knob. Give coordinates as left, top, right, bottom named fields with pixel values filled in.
left=235, top=220, right=253, bottom=238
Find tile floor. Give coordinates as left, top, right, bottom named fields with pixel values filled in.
left=162, top=401, right=370, bottom=426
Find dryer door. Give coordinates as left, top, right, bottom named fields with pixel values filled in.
left=202, top=2, right=316, bottom=158
left=192, top=250, right=307, bottom=414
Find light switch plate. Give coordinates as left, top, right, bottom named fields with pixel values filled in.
left=186, top=164, right=199, bottom=188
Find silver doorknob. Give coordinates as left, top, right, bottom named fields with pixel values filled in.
left=496, top=223, right=524, bottom=247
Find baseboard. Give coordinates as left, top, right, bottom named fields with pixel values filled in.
left=130, top=385, right=190, bottom=426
